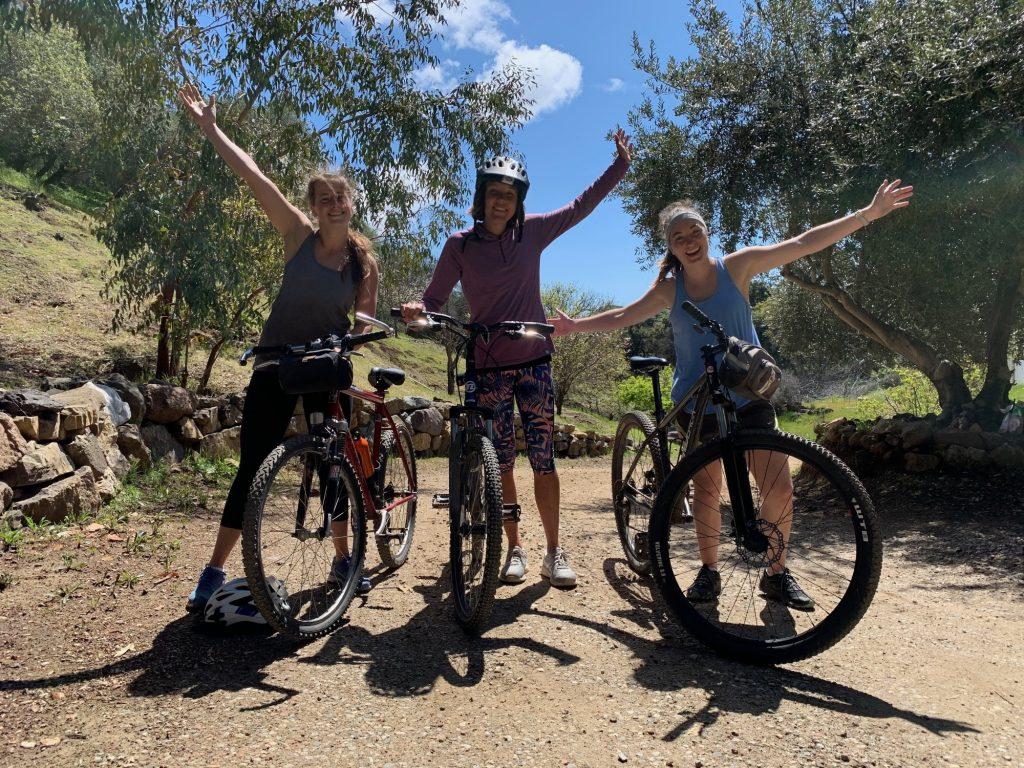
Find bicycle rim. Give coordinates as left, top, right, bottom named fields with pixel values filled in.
left=650, top=429, right=881, bottom=664
left=611, top=411, right=664, bottom=575
left=375, top=425, right=418, bottom=569
left=243, top=436, right=366, bottom=638
left=449, top=434, right=503, bottom=633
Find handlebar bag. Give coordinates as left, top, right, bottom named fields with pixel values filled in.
left=278, top=351, right=353, bottom=395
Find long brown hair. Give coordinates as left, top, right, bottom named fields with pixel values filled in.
left=653, top=199, right=706, bottom=285
left=306, top=171, right=377, bottom=284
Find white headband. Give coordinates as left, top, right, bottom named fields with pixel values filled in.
left=664, top=211, right=708, bottom=239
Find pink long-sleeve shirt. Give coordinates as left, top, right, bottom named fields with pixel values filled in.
left=423, top=156, right=628, bottom=370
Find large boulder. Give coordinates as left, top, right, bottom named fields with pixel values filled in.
left=50, top=385, right=105, bottom=431
left=990, top=443, right=1024, bottom=471
left=193, top=407, right=220, bottom=435
left=141, top=424, right=185, bottom=464
left=1, top=413, right=29, bottom=474
left=117, top=424, right=151, bottom=468
left=143, top=384, right=194, bottom=424
left=96, top=374, right=145, bottom=424
left=904, top=452, right=940, bottom=473
left=12, top=415, right=38, bottom=440
left=934, top=429, right=986, bottom=450
left=1, top=442, right=75, bottom=488
left=411, top=431, right=432, bottom=454
left=90, top=382, right=132, bottom=426
left=200, top=426, right=241, bottom=460
left=93, top=416, right=130, bottom=480
left=0, top=481, right=12, bottom=511
left=0, top=389, right=64, bottom=417
left=901, top=421, right=934, bottom=451
left=64, top=433, right=110, bottom=479
left=942, top=444, right=989, bottom=469
left=219, top=400, right=244, bottom=429
left=410, top=406, right=444, bottom=437
left=174, top=416, right=203, bottom=445
left=12, top=467, right=100, bottom=523
left=386, top=395, right=432, bottom=416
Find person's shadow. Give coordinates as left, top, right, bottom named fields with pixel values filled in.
left=0, top=615, right=305, bottom=711
left=529, top=557, right=979, bottom=741
left=305, top=565, right=580, bottom=696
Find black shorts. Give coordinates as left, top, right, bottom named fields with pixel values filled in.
left=676, top=400, right=777, bottom=442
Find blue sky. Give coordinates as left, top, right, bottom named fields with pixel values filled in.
left=392, top=0, right=743, bottom=305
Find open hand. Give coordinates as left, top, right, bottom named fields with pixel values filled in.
left=612, top=128, right=633, bottom=164
left=863, top=179, right=914, bottom=222
left=547, top=308, right=577, bottom=338
left=177, top=83, right=217, bottom=132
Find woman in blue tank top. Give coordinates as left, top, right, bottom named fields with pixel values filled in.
left=551, top=180, right=913, bottom=608
left=177, top=84, right=381, bottom=611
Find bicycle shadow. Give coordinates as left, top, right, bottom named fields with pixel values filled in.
left=530, top=557, right=977, bottom=741
left=0, top=615, right=305, bottom=710
left=304, top=565, right=579, bottom=696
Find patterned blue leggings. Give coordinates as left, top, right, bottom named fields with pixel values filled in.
left=475, top=362, right=556, bottom=474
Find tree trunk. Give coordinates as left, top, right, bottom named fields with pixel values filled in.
left=782, top=266, right=973, bottom=420
left=555, top=391, right=564, bottom=416
left=155, top=281, right=175, bottom=379
left=445, top=347, right=456, bottom=395
left=197, top=339, right=225, bottom=394
left=973, top=256, right=1024, bottom=427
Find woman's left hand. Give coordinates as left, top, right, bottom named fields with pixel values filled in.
left=863, top=179, right=914, bottom=221
left=547, top=308, right=577, bottom=338
left=613, top=128, right=633, bottom=164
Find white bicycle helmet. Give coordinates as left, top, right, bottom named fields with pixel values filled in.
left=203, top=577, right=289, bottom=627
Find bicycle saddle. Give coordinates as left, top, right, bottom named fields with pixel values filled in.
left=368, top=367, right=406, bottom=390
left=629, top=356, right=669, bottom=373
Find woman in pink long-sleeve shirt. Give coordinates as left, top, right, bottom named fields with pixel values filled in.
left=403, top=130, right=633, bottom=588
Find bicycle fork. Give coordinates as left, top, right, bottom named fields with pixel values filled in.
left=720, top=441, right=769, bottom=554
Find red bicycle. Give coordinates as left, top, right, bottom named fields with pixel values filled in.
left=240, top=313, right=418, bottom=639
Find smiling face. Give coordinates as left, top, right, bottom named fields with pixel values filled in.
left=482, top=180, right=518, bottom=234
left=667, top=218, right=709, bottom=266
left=309, top=180, right=353, bottom=231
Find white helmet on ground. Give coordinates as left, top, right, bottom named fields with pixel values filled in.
left=203, top=577, right=288, bottom=627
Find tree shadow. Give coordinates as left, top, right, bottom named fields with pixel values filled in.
left=529, top=557, right=979, bottom=742
left=0, top=615, right=304, bottom=710
left=304, top=565, right=580, bottom=696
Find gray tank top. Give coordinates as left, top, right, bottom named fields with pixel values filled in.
left=257, top=232, right=358, bottom=361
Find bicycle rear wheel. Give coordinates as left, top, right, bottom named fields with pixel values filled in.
left=449, top=433, right=503, bottom=634
left=374, top=423, right=418, bottom=569
left=649, top=429, right=881, bottom=664
left=611, top=411, right=665, bottom=575
left=242, top=435, right=367, bottom=639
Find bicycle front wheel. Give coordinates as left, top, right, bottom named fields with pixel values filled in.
left=374, top=423, right=418, bottom=569
left=242, top=435, right=367, bottom=639
left=449, top=433, right=503, bottom=634
left=649, top=429, right=881, bottom=664
left=611, top=411, right=665, bottom=575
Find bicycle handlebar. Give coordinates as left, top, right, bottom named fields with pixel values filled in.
left=390, top=308, right=554, bottom=339
left=681, top=301, right=728, bottom=343
left=240, top=329, right=390, bottom=365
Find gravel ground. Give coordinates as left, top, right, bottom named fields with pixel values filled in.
left=1, top=457, right=1021, bottom=768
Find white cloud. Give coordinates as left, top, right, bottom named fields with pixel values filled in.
left=601, top=77, right=625, bottom=93
left=438, top=0, right=582, bottom=118
left=412, top=59, right=461, bottom=91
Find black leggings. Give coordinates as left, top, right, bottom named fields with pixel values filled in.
left=220, top=368, right=349, bottom=530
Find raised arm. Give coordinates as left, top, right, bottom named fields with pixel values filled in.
left=532, top=129, right=633, bottom=247
left=548, top=278, right=675, bottom=337
left=177, top=84, right=310, bottom=255
left=728, top=179, right=914, bottom=287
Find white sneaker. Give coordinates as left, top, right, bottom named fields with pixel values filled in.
left=541, top=547, right=577, bottom=588
left=500, top=546, right=528, bottom=584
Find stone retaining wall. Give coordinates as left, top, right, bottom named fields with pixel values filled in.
left=815, top=416, right=1024, bottom=474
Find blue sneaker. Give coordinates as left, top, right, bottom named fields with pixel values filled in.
left=329, top=555, right=371, bottom=595
left=187, top=565, right=226, bottom=612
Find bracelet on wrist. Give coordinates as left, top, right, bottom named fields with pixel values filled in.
left=852, top=210, right=870, bottom=227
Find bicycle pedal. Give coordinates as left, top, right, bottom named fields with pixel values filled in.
left=502, top=503, right=522, bottom=522
left=432, top=493, right=450, bottom=508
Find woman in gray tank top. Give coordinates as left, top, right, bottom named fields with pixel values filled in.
left=177, top=84, right=381, bottom=611
left=549, top=179, right=913, bottom=609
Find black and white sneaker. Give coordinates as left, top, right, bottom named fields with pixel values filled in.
left=759, top=568, right=815, bottom=611
left=685, top=565, right=722, bottom=603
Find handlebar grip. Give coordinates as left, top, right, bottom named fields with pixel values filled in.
left=681, top=300, right=711, bottom=326
left=390, top=307, right=404, bottom=318
left=348, top=329, right=389, bottom=346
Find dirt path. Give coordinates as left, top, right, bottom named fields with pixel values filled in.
left=1, top=458, right=1021, bottom=768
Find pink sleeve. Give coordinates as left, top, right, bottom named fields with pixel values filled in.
left=423, top=237, right=462, bottom=312
left=530, top=156, right=629, bottom=247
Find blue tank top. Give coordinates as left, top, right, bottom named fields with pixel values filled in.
left=669, top=257, right=761, bottom=410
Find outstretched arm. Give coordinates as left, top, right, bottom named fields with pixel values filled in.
left=178, top=84, right=309, bottom=253
left=533, top=129, right=633, bottom=246
left=728, top=179, right=914, bottom=286
left=548, top=278, right=674, bottom=337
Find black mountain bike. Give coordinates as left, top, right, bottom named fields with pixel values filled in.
left=392, top=308, right=554, bottom=633
left=628, top=302, right=882, bottom=664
